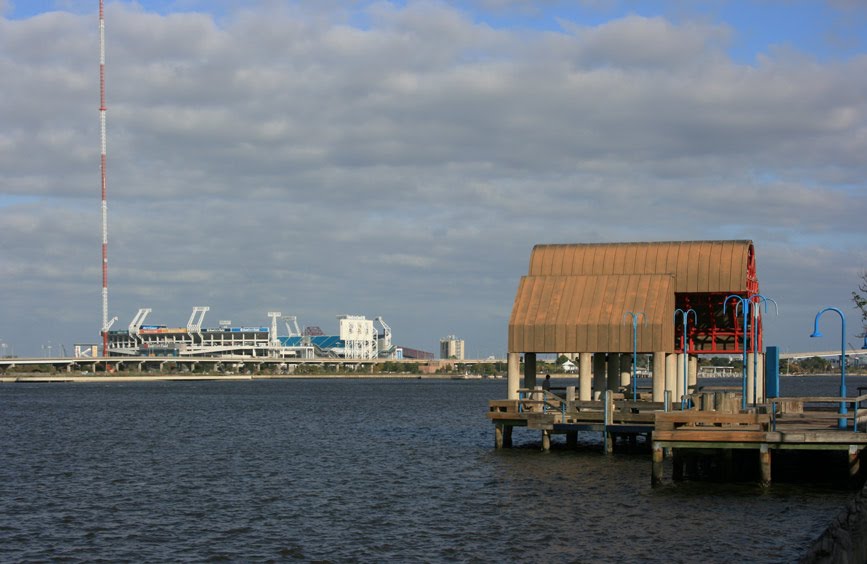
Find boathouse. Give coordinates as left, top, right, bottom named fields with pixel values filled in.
left=505, top=240, right=764, bottom=404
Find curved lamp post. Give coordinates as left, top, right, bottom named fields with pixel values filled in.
left=724, top=295, right=751, bottom=410
left=810, top=307, right=847, bottom=430
left=623, top=311, right=646, bottom=400
left=674, top=308, right=697, bottom=410
left=749, top=294, right=778, bottom=406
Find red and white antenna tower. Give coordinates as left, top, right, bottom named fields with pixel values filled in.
left=99, top=0, right=112, bottom=355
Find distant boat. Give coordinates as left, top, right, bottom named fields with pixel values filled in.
left=453, top=374, right=482, bottom=380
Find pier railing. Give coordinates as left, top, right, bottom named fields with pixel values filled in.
left=769, top=394, right=867, bottom=432
left=513, top=388, right=667, bottom=426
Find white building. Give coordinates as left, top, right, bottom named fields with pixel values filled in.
left=440, top=335, right=465, bottom=360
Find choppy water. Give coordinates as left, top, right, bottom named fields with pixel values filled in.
left=0, top=376, right=862, bottom=562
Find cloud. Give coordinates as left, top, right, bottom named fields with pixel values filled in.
left=0, top=2, right=865, bottom=355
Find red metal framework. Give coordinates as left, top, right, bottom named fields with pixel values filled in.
left=675, top=243, right=761, bottom=354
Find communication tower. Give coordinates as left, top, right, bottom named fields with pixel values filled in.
left=99, top=0, right=114, bottom=354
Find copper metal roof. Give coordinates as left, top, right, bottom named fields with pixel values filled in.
left=509, top=240, right=757, bottom=353
left=527, top=240, right=754, bottom=293
left=508, top=274, right=675, bottom=353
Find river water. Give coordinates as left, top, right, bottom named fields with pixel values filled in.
left=0, top=376, right=863, bottom=562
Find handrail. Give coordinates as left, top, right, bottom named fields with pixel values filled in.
left=769, top=394, right=867, bottom=432
left=516, top=388, right=563, bottom=415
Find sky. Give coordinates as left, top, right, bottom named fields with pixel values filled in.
left=0, top=0, right=865, bottom=358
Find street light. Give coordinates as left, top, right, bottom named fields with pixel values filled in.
left=675, top=308, right=697, bottom=410
left=623, top=311, right=646, bottom=400
left=724, top=295, right=751, bottom=410
left=810, top=307, right=847, bottom=430
left=749, top=294, right=778, bottom=406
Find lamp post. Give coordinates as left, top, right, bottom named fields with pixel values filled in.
left=749, top=294, right=778, bottom=406
left=725, top=295, right=751, bottom=410
left=623, top=311, right=646, bottom=400
left=674, top=308, right=697, bottom=410
left=810, top=307, right=847, bottom=430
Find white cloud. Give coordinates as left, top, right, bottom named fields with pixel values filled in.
left=0, top=2, right=865, bottom=355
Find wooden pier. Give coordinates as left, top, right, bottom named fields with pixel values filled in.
left=488, top=388, right=867, bottom=486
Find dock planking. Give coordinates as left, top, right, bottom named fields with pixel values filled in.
left=489, top=388, right=867, bottom=486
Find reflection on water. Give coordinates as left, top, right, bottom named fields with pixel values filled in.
left=0, top=376, right=860, bottom=562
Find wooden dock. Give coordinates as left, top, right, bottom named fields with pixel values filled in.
left=488, top=388, right=867, bottom=486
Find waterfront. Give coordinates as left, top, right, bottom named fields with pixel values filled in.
left=0, top=377, right=862, bottom=562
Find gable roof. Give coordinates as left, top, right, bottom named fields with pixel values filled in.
left=508, top=274, right=675, bottom=353
left=528, top=240, right=755, bottom=293
left=508, top=240, right=757, bottom=353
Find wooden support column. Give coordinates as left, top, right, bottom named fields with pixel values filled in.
left=592, top=353, right=606, bottom=400
left=507, top=352, right=520, bottom=400
left=619, top=353, right=631, bottom=390
left=759, top=444, right=771, bottom=487
left=495, top=424, right=504, bottom=449
left=652, top=352, right=665, bottom=403
left=756, top=353, right=765, bottom=403
left=579, top=353, right=592, bottom=401
left=747, top=353, right=756, bottom=405
left=849, top=445, right=860, bottom=478
left=524, top=353, right=537, bottom=390
left=604, top=390, right=614, bottom=454
left=675, top=354, right=685, bottom=403
left=541, top=430, right=551, bottom=452
left=688, top=355, right=698, bottom=393
left=607, top=354, right=620, bottom=392
left=665, top=353, right=676, bottom=399
left=652, top=443, right=664, bottom=486
left=672, top=450, right=683, bottom=481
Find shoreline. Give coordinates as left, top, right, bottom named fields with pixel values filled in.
left=0, top=373, right=481, bottom=384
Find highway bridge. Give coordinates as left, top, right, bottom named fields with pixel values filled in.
left=0, top=350, right=864, bottom=378
left=0, top=356, right=498, bottom=377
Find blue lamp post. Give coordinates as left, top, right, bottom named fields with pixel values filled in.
left=810, top=307, right=847, bottom=430
left=725, top=295, right=751, bottom=410
left=748, top=294, right=778, bottom=406
left=623, top=311, right=646, bottom=400
left=674, top=308, right=697, bottom=410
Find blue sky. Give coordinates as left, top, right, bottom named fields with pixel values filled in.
left=7, top=0, right=866, bottom=63
left=0, top=0, right=865, bottom=356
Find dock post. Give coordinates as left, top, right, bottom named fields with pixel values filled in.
left=688, top=355, right=698, bottom=393
left=756, top=352, right=765, bottom=403
left=652, top=442, right=664, bottom=486
left=759, top=444, right=771, bottom=487
left=592, top=353, right=606, bottom=400
left=665, top=353, right=676, bottom=402
left=675, top=354, right=685, bottom=404
left=607, top=354, right=619, bottom=392
left=672, top=450, right=683, bottom=481
left=542, top=430, right=551, bottom=452
left=507, top=352, right=520, bottom=400
left=849, top=445, right=860, bottom=478
left=747, top=353, right=756, bottom=405
left=619, top=353, right=631, bottom=391
left=524, top=353, right=537, bottom=390
left=604, top=390, right=614, bottom=454
left=504, top=425, right=512, bottom=448
left=495, top=424, right=504, bottom=449
left=652, top=352, right=665, bottom=402
left=579, top=353, right=592, bottom=401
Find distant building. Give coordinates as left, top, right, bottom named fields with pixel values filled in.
left=440, top=335, right=465, bottom=360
